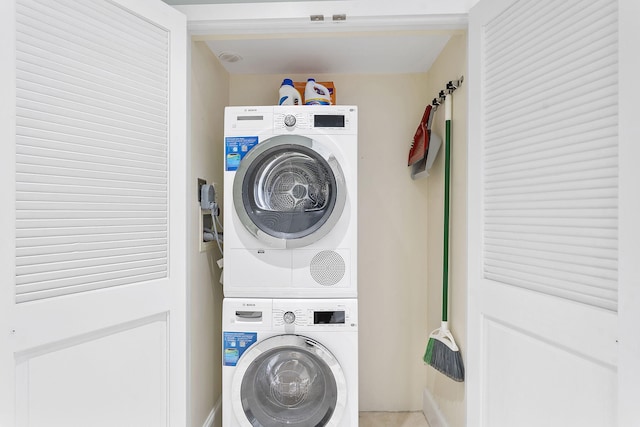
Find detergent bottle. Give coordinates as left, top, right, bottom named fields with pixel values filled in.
left=278, top=78, right=302, bottom=105
left=304, top=78, right=332, bottom=105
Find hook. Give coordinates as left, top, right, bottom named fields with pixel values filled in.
left=446, top=76, right=464, bottom=94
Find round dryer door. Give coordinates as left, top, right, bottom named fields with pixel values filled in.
left=231, top=335, right=347, bottom=427
left=233, top=134, right=346, bottom=248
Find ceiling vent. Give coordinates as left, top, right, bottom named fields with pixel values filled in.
left=218, top=52, right=243, bottom=63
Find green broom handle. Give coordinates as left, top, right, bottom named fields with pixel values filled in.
left=442, top=95, right=452, bottom=322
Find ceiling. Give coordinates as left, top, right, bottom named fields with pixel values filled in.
left=204, top=32, right=452, bottom=75
left=164, top=1, right=465, bottom=75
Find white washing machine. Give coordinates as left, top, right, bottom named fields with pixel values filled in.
left=223, top=106, right=358, bottom=298
left=222, top=298, right=358, bottom=427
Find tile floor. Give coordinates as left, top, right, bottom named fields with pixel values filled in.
left=359, top=411, right=430, bottom=427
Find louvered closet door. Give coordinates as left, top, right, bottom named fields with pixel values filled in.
left=467, top=0, right=624, bottom=425
left=0, top=1, right=187, bottom=426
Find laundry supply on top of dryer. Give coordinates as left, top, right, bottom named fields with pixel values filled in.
left=278, top=78, right=302, bottom=105
left=292, top=80, right=336, bottom=105
left=304, top=78, right=332, bottom=105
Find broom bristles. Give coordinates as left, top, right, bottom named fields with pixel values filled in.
left=423, top=325, right=465, bottom=382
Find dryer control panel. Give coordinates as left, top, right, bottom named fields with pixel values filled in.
left=274, top=108, right=355, bottom=133
left=224, top=105, right=358, bottom=138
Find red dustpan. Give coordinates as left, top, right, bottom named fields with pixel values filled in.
left=407, top=105, right=433, bottom=166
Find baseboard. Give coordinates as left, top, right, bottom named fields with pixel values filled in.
left=202, top=396, right=222, bottom=427
left=423, top=388, right=449, bottom=427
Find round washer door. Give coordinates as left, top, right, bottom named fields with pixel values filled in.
left=231, top=334, right=347, bottom=427
left=233, top=134, right=346, bottom=248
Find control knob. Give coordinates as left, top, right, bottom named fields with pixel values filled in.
left=283, top=311, right=296, bottom=325
left=283, top=114, right=296, bottom=128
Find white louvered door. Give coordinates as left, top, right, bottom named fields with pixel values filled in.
left=0, top=1, right=187, bottom=426
left=468, top=0, right=627, bottom=425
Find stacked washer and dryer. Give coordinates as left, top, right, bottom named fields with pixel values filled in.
left=222, top=105, right=359, bottom=427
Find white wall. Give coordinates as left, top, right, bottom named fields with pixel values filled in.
left=189, top=41, right=229, bottom=427
left=425, top=34, right=468, bottom=427
left=229, top=72, right=431, bottom=411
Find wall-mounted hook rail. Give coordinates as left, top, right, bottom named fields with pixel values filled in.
left=430, top=76, right=464, bottom=111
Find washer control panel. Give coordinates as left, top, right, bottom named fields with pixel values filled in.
left=224, top=298, right=358, bottom=331
left=272, top=299, right=357, bottom=330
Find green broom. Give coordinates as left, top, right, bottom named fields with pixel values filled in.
left=423, top=83, right=464, bottom=382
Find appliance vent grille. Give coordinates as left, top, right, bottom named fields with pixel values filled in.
left=310, top=251, right=345, bottom=286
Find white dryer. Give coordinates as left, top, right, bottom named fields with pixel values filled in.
left=222, top=298, right=358, bottom=427
left=223, top=106, right=358, bottom=298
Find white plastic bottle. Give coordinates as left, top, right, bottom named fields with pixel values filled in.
left=304, top=78, right=331, bottom=105
left=278, top=78, right=302, bottom=105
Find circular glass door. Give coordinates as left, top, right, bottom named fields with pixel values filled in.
left=231, top=335, right=347, bottom=427
left=233, top=134, right=346, bottom=248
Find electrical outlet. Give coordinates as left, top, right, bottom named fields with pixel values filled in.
left=197, top=178, right=206, bottom=202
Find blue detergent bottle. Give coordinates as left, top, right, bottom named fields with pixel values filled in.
left=278, top=78, right=302, bottom=105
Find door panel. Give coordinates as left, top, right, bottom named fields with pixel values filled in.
left=477, top=285, right=617, bottom=426
left=468, top=0, right=619, bottom=425
left=15, top=0, right=171, bottom=303
left=483, top=319, right=615, bottom=426
left=16, top=316, right=167, bottom=427
left=1, top=0, right=187, bottom=425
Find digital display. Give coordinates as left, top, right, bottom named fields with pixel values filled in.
left=314, top=115, right=345, bottom=128
left=314, top=311, right=345, bottom=324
